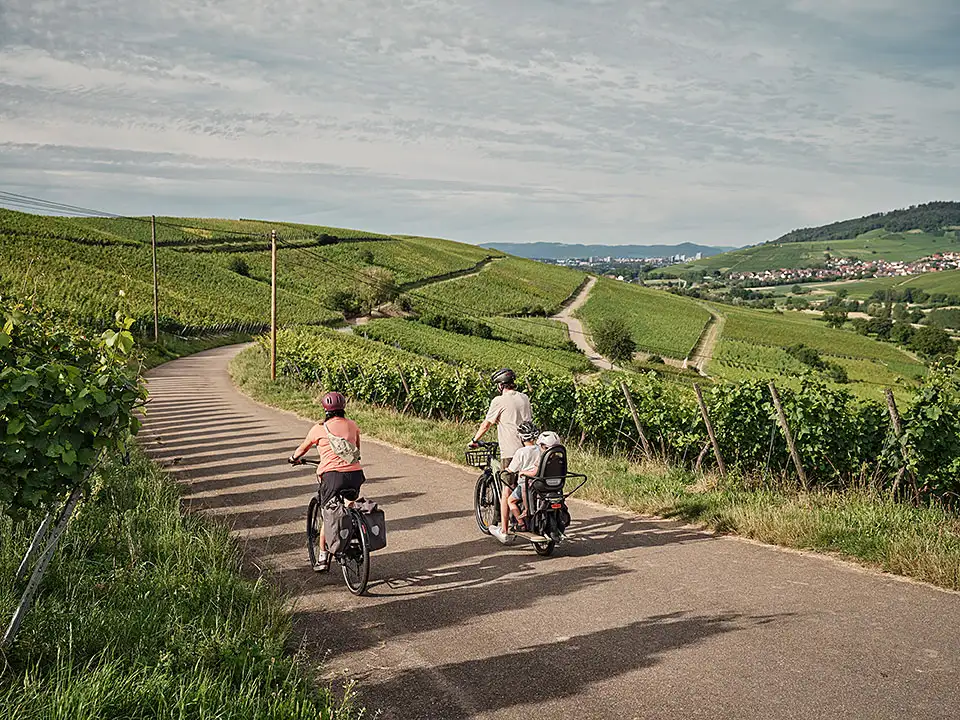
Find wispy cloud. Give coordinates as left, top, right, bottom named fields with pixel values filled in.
left=1, top=0, right=958, bottom=245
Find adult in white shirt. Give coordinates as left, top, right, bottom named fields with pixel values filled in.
left=469, top=368, right=533, bottom=469
left=491, top=421, right=541, bottom=543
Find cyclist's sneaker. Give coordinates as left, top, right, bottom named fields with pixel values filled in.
left=313, top=551, right=331, bottom=572
left=489, top=525, right=513, bottom=545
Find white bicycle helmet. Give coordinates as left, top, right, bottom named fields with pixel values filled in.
left=536, top=431, right=561, bottom=448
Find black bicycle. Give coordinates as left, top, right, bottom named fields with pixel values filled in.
left=466, top=440, right=502, bottom=538
left=467, top=440, right=587, bottom=556
left=294, top=458, right=370, bottom=595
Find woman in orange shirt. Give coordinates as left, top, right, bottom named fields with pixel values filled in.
left=289, top=391, right=365, bottom=571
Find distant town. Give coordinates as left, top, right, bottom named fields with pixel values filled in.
left=544, top=251, right=703, bottom=269
left=729, top=252, right=960, bottom=286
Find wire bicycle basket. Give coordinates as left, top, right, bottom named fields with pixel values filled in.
left=465, top=443, right=499, bottom=467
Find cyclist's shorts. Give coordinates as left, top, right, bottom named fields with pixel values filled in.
left=319, top=469, right=365, bottom=505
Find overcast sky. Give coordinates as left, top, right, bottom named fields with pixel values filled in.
left=1, top=0, right=958, bottom=247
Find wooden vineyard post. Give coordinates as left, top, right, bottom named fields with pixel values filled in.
left=270, top=229, right=277, bottom=381
left=694, top=383, right=726, bottom=478
left=884, top=389, right=915, bottom=500
left=619, top=380, right=652, bottom=460
left=769, top=381, right=808, bottom=489
left=151, top=214, right=159, bottom=343
left=398, top=367, right=412, bottom=414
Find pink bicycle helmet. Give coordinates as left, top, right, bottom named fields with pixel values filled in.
left=321, top=391, right=346, bottom=411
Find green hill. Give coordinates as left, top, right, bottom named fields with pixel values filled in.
left=772, top=201, right=960, bottom=245
left=0, top=208, right=499, bottom=333
left=664, top=201, right=960, bottom=278
left=670, top=229, right=959, bottom=277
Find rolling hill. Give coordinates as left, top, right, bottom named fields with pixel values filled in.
left=665, top=202, right=960, bottom=277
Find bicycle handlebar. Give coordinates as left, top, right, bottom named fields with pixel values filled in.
left=289, top=456, right=320, bottom=466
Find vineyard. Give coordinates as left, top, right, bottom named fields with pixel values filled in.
left=478, top=315, right=576, bottom=350
left=274, top=325, right=960, bottom=503
left=575, top=278, right=711, bottom=359
left=0, top=209, right=495, bottom=334
left=354, top=318, right=594, bottom=374
left=408, top=256, right=586, bottom=316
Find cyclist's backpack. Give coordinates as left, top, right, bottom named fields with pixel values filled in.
left=356, top=498, right=387, bottom=551
left=323, top=422, right=361, bottom=465
left=322, top=501, right=354, bottom=555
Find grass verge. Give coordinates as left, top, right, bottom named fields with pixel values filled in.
left=0, top=448, right=360, bottom=719
left=231, top=344, right=960, bottom=592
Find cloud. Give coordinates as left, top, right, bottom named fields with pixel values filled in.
left=0, top=0, right=958, bottom=247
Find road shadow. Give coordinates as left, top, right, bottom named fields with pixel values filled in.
left=290, top=555, right=632, bottom=659
left=358, top=610, right=793, bottom=719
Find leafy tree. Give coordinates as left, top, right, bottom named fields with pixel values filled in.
left=592, top=317, right=636, bottom=363
left=891, top=322, right=915, bottom=345
left=866, top=318, right=894, bottom=339
left=910, top=326, right=955, bottom=358
left=823, top=308, right=847, bottom=329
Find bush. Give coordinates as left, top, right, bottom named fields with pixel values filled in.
left=591, top=317, right=636, bottom=363
left=227, top=256, right=250, bottom=276
left=357, top=267, right=396, bottom=313
left=1, top=300, right=146, bottom=516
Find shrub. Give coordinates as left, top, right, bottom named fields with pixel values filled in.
left=227, top=256, right=250, bottom=276
left=357, top=267, right=396, bottom=313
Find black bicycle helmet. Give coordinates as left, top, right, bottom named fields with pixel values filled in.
left=491, top=367, right=516, bottom=385
left=518, top=420, right=539, bottom=442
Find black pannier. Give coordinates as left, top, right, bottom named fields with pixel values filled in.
left=356, top=498, right=387, bottom=551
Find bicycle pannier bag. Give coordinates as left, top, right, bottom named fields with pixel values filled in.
left=323, top=422, right=361, bottom=465
left=357, top=498, right=387, bottom=551
left=322, top=501, right=354, bottom=555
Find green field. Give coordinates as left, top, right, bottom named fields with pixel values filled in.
left=355, top=318, right=592, bottom=375
left=409, top=256, right=585, bottom=316
left=673, top=230, right=959, bottom=276
left=802, top=270, right=960, bottom=301
left=576, top=279, right=711, bottom=359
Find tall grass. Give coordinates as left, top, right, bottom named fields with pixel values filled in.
left=0, top=450, right=360, bottom=720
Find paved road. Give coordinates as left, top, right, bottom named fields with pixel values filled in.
left=141, top=346, right=960, bottom=720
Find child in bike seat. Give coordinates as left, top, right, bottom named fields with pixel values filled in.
left=489, top=421, right=540, bottom=543
left=506, top=430, right=561, bottom=535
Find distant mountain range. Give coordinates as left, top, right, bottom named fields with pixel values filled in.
left=480, top=242, right=737, bottom=261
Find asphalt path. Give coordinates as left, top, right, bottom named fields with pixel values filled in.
left=141, top=345, right=960, bottom=719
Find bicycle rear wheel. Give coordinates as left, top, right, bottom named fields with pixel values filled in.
left=474, top=471, right=498, bottom=535
left=306, top=496, right=322, bottom=567
left=340, top=509, right=370, bottom=595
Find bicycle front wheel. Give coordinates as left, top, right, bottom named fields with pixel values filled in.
left=474, top=471, right=498, bottom=535
left=306, top=496, right=322, bottom=567
left=340, top=509, right=370, bottom=595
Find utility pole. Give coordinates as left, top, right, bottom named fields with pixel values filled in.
left=151, top=215, right=159, bottom=343
left=270, top=229, right=277, bottom=381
